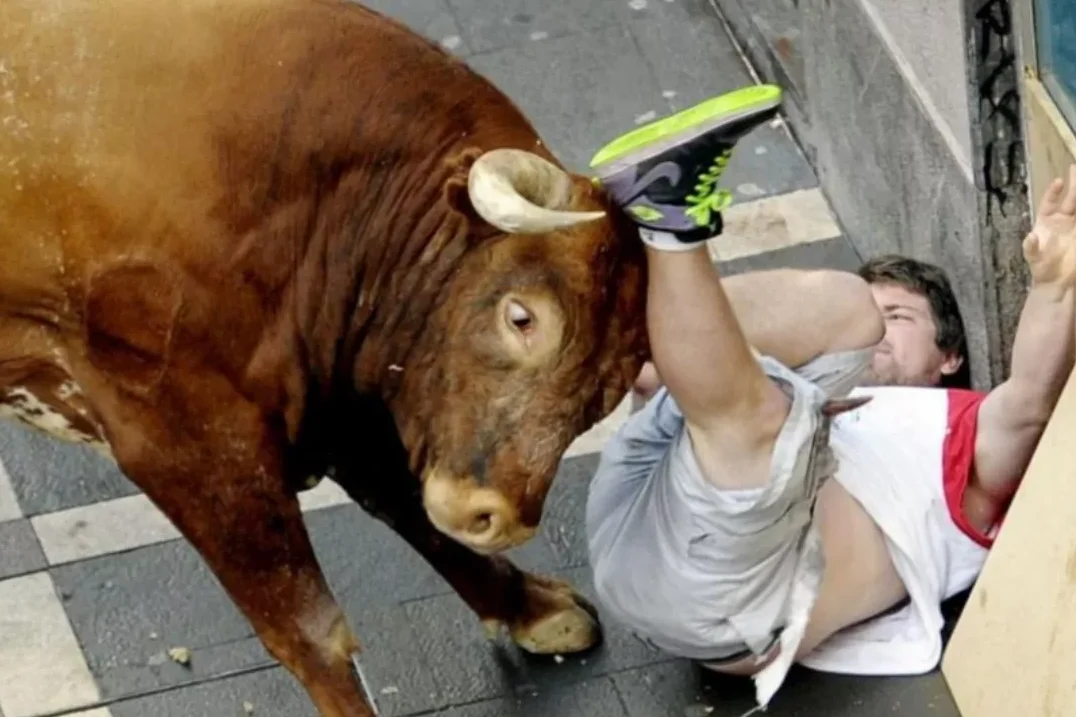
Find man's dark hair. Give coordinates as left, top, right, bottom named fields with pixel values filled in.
left=857, top=254, right=972, bottom=389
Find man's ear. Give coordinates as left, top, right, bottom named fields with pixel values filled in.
left=940, top=352, right=965, bottom=376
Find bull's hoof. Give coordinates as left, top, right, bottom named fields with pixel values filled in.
left=508, top=575, right=602, bottom=655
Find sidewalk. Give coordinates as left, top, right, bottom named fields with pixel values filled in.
left=0, top=1, right=961, bottom=716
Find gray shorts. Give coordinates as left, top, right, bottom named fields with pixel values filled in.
left=586, top=347, right=873, bottom=663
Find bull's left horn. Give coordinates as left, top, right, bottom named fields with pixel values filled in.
left=467, top=149, right=605, bottom=234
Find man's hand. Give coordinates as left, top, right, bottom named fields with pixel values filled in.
left=1024, top=164, right=1076, bottom=290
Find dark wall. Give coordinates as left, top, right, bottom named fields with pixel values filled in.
left=708, top=0, right=1032, bottom=388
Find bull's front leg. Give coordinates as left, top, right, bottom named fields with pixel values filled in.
left=350, top=481, right=602, bottom=656
left=82, top=391, right=376, bottom=716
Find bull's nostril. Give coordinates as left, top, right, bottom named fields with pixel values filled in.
left=469, top=512, right=493, bottom=535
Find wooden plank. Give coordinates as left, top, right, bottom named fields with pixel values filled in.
left=941, top=286, right=1076, bottom=716
left=1023, top=76, right=1076, bottom=209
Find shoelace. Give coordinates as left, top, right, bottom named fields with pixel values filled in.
left=685, top=149, right=734, bottom=227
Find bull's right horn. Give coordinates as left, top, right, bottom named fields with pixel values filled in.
left=468, top=148, right=605, bottom=234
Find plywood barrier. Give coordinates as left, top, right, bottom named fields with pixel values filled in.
left=941, top=359, right=1076, bottom=715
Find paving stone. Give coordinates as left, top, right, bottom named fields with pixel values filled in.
left=628, top=0, right=755, bottom=107
left=628, top=0, right=818, bottom=203
left=0, top=421, right=137, bottom=516
left=610, top=660, right=756, bottom=717
left=306, top=494, right=565, bottom=606
left=50, top=539, right=270, bottom=700
left=395, top=566, right=668, bottom=711
left=447, top=0, right=658, bottom=56
left=717, top=124, right=821, bottom=205
left=0, top=519, right=45, bottom=580
left=611, top=660, right=962, bottom=717
left=438, top=676, right=627, bottom=717
left=717, top=235, right=863, bottom=276
left=359, top=0, right=471, bottom=55
left=47, top=494, right=566, bottom=706
left=467, top=24, right=665, bottom=174
left=537, top=454, right=600, bottom=570
left=108, top=667, right=317, bottom=717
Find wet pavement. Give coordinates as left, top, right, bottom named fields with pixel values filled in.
left=0, top=1, right=967, bottom=716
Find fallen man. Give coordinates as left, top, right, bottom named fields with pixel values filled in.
left=585, top=94, right=1076, bottom=709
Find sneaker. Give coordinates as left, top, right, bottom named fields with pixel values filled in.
left=590, top=84, right=782, bottom=249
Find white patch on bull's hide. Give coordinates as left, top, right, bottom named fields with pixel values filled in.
left=56, top=380, right=80, bottom=400
left=0, top=386, right=115, bottom=461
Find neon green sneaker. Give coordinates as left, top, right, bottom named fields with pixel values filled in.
left=590, top=84, right=782, bottom=250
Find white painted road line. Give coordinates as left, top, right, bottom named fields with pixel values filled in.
left=31, top=479, right=352, bottom=567
left=0, top=458, right=22, bottom=523
left=707, top=187, right=842, bottom=262
left=65, top=710, right=113, bottom=717
left=298, top=479, right=352, bottom=513
left=31, top=494, right=180, bottom=566
left=0, top=572, right=101, bottom=717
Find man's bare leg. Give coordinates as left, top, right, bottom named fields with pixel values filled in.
left=645, top=248, right=883, bottom=491
left=633, top=267, right=884, bottom=407
left=590, top=85, right=882, bottom=486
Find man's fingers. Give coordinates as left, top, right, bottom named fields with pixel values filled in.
left=1061, top=164, right=1076, bottom=215
left=1023, top=231, right=1041, bottom=261
left=1039, top=177, right=1065, bottom=216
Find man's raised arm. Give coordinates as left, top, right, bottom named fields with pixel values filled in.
left=973, top=165, right=1076, bottom=511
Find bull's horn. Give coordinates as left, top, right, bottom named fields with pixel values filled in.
left=467, top=148, right=605, bottom=234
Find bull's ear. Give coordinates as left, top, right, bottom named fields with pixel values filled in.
left=442, top=149, right=482, bottom=219
left=444, top=171, right=484, bottom=225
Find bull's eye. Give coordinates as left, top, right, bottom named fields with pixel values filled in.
left=506, top=300, right=534, bottom=333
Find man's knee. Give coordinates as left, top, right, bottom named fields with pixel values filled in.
left=632, top=362, right=662, bottom=408
left=808, top=270, right=884, bottom=353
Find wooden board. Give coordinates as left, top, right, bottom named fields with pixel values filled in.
left=941, top=315, right=1076, bottom=715
left=1023, top=76, right=1076, bottom=210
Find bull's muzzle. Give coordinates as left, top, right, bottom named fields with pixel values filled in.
left=421, top=470, right=536, bottom=554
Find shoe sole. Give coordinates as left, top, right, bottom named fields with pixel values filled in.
left=588, top=84, right=783, bottom=176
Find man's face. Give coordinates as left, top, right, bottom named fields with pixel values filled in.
left=865, top=282, right=962, bottom=387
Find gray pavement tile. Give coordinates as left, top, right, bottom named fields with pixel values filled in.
left=109, top=667, right=317, bottom=717
left=716, top=235, right=862, bottom=276
left=307, top=498, right=564, bottom=611
left=628, top=0, right=754, bottom=107
left=720, top=125, right=820, bottom=204
left=630, top=0, right=820, bottom=205
left=49, top=495, right=566, bottom=705
left=447, top=0, right=657, bottom=56
left=51, top=539, right=271, bottom=699
left=348, top=602, right=443, bottom=717
left=394, top=566, right=668, bottom=711
left=0, top=421, right=137, bottom=516
left=359, top=0, right=471, bottom=55
left=467, top=24, right=668, bottom=174
left=0, top=519, right=46, bottom=580
left=438, top=676, right=627, bottom=716
left=611, top=661, right=962, bottom=717
left=536, top=454, right=599, bottom=570
left=611, top=661, right=756, bottom=717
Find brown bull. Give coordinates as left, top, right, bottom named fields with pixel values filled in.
left=0, top=0, right=649, bottom=714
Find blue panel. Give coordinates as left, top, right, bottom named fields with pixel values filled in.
left=1035, top=0, right=1076, bottom=127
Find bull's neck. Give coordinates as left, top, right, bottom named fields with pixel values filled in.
left=290, top=145, right=478, bottom=408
